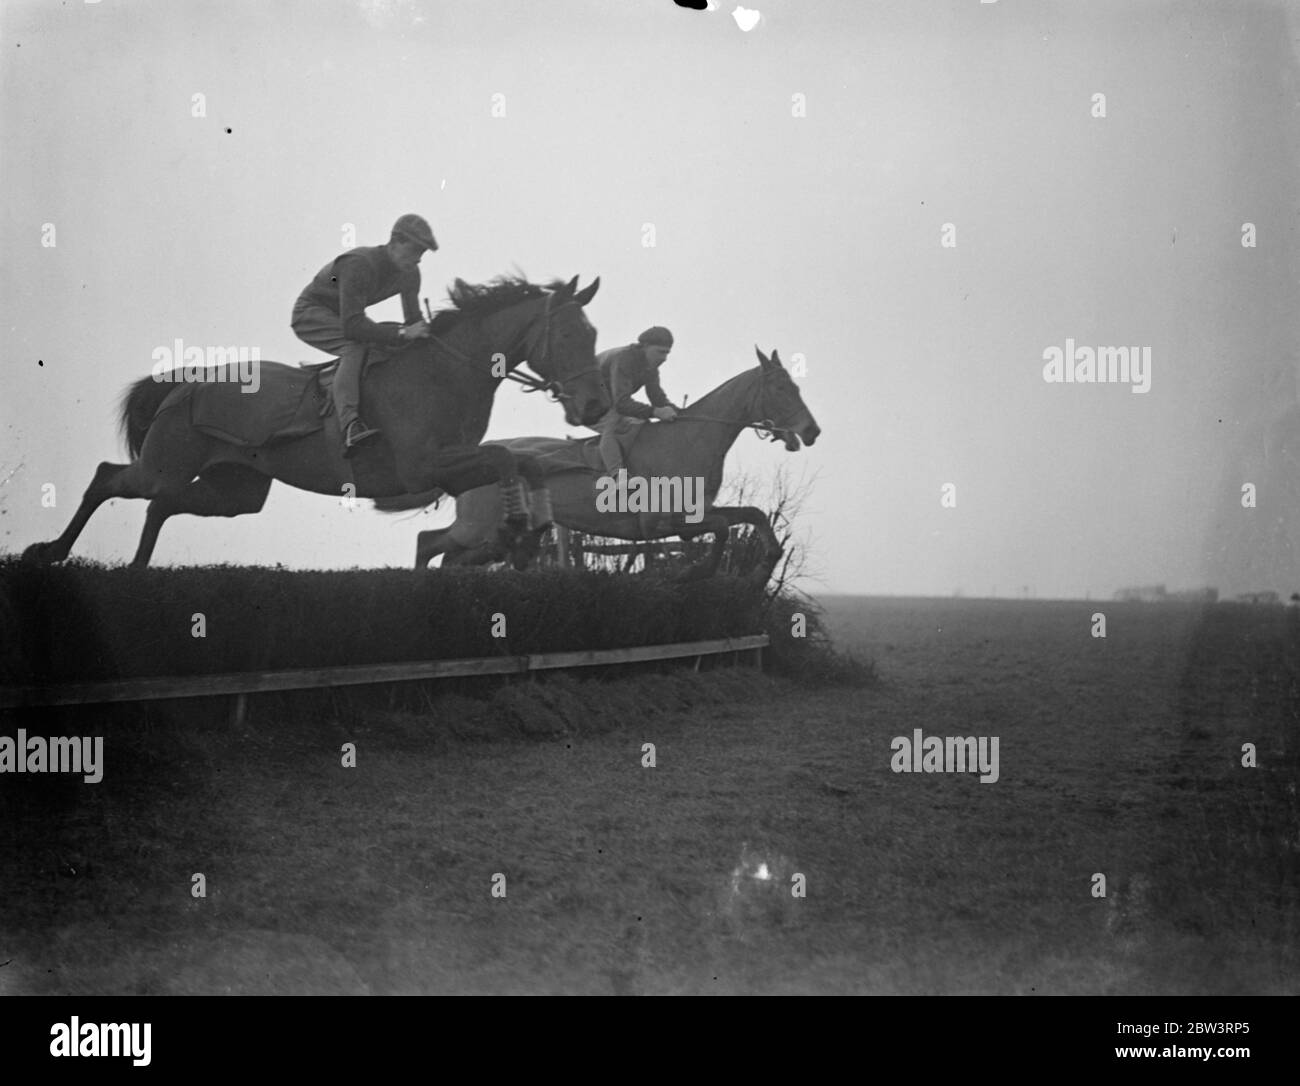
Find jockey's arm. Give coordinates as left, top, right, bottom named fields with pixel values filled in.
left=641, top=359, right=678, bottom=420
left=338, top=258, right=406, bottom=348
left=609, top=355, right=658, bottom=419
left=643, top=365, right=673, bottom=410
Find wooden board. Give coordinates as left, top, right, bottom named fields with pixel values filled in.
left=0, top=636, right=770, bottom=709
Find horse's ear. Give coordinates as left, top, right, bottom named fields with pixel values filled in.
left=572, top=277, right=600, bottom=307
left=770, top=348, right=783, bottom=368
left=551, top=277, right=573, bottom=303
left=755, top=345, right=771, bottom=367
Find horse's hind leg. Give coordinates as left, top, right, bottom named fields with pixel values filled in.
left=415, top=528, right=450, bottom=569
left=23, top=461, right=142, bottom=565
left=414, top=528, right=503, bottom=569
left=131, top=465, right=272, bottom=567
left=443, top=541, right=503, bottom=567
left=416, top=528, right=492, bottom=568
left=24, top=400, right=211, bottom=566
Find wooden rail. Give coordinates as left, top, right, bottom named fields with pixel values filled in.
left=0, top=635, right=769, bottom=709
left=578, top=542, right=687, bottom=557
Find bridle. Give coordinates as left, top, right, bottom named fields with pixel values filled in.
left=674, top=369, right=798, bottom=444
left=508, top=290, right=600, bottom=405
left=423, top=289, right=599, bottom=407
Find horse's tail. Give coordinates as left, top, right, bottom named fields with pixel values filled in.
left=118, top=375, right=176, bottom=460
left=373, top=488, right=445, bottom=514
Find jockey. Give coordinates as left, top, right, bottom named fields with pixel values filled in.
left=591, top=326, right=680, bottom=475
left=291, top=214, right=438, bottom=456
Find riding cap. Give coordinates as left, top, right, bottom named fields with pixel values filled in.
left=638, top=326, right=674, bottom=349
left=391, top=214, right=438, bottom=252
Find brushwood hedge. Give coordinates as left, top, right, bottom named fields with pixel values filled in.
left=0, top=561, right=771, bottom=686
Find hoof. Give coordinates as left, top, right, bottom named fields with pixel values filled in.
left=496, top=524, right=520, bottom=552
left=508, top=533, right=543, bottom=572
left=22, top=541, right=60, bottom=566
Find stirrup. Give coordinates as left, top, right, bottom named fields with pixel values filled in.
left=343, top=420, right=381, bottom=457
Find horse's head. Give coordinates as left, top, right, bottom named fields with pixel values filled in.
left=522, top=277, right=607, bottom=427
left=753, top=347, right=820, bottom=451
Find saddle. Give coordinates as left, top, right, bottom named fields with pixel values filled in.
left=182, top=362, right=328, bottom=448
left=297, top=346, right=390, bottom=401
left=497, top=421, right=647, bottom=475
left=550, top=434, right=605, bottom=473
left=186, top=348, right=396, bottom=449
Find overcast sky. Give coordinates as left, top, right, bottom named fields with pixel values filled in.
left=2, top=0, right=1297, bottom=599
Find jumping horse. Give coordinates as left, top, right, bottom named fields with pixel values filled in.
left=23, top=275, right=605, bottom=568
left=387, top=347, right=820, bottom=582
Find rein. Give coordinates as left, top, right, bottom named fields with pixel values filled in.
left=675, top=414, right=791, bottom=442
left=420, top=292, right=595, bottom=404
left=670, top=378, right=794, bottom=442
left=515, top=292, right=600, bottom=401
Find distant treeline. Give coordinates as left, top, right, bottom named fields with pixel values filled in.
left=1112, top=585, right=1219, bottom=603
left=1112, top=585, right=1297, bottom=604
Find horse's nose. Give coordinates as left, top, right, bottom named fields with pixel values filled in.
left=803, top=422, right=821, bottom=446
left=581, top=398, right=604, bottom=426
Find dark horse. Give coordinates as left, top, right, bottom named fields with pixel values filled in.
left=23, top=275, right=605, bottom=567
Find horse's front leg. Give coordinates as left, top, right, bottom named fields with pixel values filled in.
left=711, top=505, right=784, bottom=583
left=496, top=452, right=553, bottom=568
left=676, top=511, right=734, bottom=582
left=509, top=453, right=553, bottom=532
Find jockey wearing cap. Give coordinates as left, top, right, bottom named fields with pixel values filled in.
left=292, top=214, right=438, bottom=456
left=590, top=326, right=680, bottom=475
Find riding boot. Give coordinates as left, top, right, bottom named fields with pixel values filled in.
left=334, top=342, right=381, bottom=456
left=597, top=414, right=625, bottom=478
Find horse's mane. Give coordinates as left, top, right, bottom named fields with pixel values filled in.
left=428, top=276, right=565, bottom=336
left=679, top=366, right=764, bottom=418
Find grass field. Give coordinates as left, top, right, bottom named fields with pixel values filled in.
left=2, top=595, right=1296, bottom=994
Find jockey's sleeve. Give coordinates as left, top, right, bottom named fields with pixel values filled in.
left=609, top=353, right=656, bottom=419
left=400, top=271, right=422, bottom=325
left=642, top=363, right=671, bottom=409
left=338, top=256, right=406, bottom=347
